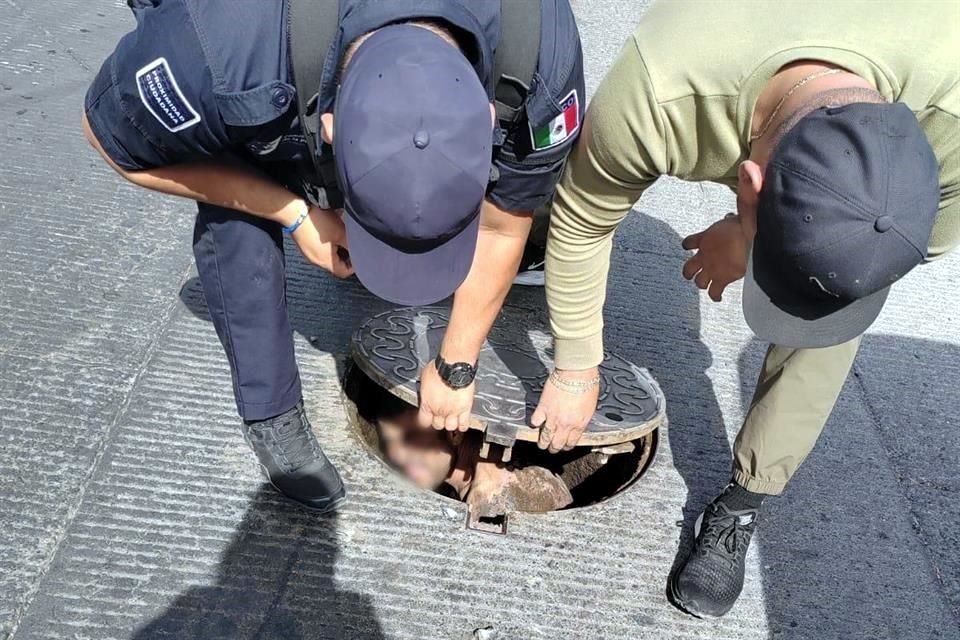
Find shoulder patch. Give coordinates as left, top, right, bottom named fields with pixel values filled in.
left=135, top=57, right=202, bottom=133
left=529, top=90, right=579, bottom=151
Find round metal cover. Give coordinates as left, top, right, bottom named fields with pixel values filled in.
left=350, top=307, right=666, bottom=446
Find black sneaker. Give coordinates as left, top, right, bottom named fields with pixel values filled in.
left=241, top=401, right=346, bottom=513
left=668, top=486, right=761, bottom=618
left=513, top=241, right=545, bottom=287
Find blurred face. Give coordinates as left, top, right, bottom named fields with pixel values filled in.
left=378, top=410, right=456, bottom=489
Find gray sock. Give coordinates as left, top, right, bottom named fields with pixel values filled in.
left=720, top=482, right=766, bottom=511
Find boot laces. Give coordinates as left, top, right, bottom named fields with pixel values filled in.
left=253, top=406, right=319, bottom=471
left=701, top=503, right=756, bottom=559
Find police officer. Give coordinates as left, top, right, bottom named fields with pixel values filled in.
left=83, top=0, right=584, bottom=512
left=531, top=0, right=958, bottom=619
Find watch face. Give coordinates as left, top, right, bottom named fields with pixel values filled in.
left=446, top=363, right=476, bottom=389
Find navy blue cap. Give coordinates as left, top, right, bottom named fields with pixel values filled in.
left=743, top=102, right=940, bottom=347
left=333, top=25, right=492, bottom=306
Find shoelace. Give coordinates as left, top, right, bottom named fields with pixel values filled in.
left=253, top=408, right=320, bottom=471
left=700, top=504, right=757, bottom=559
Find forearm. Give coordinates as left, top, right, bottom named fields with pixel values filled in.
left=546, top=145, right=655, bottom=370
left=441, top=203, right=532, bottom=363
left=545, top=200, right=614, bottom=371
left=83, top=113, right=305, bottom=226
left=547, top=38, right=664, bottom=371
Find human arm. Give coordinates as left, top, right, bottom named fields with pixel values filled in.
left=466, top=462, right=572, bottom=514
left=418, top=0, right=587, bottom=432
left=532, top=37, right=666, bottom=451
left=418, top=200, right=532, bottom=431
left=83, top=113, right=352, bottom=277
left=82, top=2, right=350, bottom=277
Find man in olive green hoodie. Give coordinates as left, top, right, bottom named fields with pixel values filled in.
left=531, top=0, right=959, bottom=618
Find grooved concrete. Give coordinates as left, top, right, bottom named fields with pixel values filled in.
left=2, top=1, right=959, bottom=639
left=0, top=2, right=195, bottom=636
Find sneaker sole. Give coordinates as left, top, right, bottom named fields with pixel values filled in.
left=512, top=271, right=545, bottom=287
left=667, top=569, right=723, bottom=619
left=266, top=475, right=348, bottom=515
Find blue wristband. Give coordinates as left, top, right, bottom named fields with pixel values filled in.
left=282, top=209, right=309, bottom=235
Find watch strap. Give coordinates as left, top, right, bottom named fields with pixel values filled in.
left=435, top=353, right=478, bottom=387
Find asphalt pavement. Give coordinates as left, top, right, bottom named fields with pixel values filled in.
left=1, top=1, right=958, bottom=639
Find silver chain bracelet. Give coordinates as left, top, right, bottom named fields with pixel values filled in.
left=549, top=370, right=600, bottom=394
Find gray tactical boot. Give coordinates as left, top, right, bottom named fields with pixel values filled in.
left=241, top=401, right=346, bottom=513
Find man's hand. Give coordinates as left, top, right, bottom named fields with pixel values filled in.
left=681, top=215, right=749, bottom=302
left=530, top=367, right=599, bottom=453
left=291, top=206, right=354, bottom=279
left=418, top=361, right=475, bottom=432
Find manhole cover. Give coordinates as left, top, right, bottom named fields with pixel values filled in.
left=351, top=306, right=666, bottom=449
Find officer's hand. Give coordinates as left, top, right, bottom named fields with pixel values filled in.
left=292, top=206, right=354, bottom=279
left=681, top=215, right=749, bottom=302
left=531, top=367, right=599, bottom=453
left=418, top=362, right=475, bottom=432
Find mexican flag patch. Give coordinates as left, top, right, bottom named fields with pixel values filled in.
left=530, top=90, right=579, bottom=151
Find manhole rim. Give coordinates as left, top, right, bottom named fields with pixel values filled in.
left=338, top=363, right=663, bottom=517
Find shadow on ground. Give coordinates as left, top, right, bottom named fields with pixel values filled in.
left=738, top=336, right=960, bottom=638
left=131, top=485, right=385, bottom=640
left=605, top=214, right=733, bottom=560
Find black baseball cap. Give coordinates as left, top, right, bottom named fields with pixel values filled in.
left=743, top=102, right=940, bottom=348
left=334, top=25, right=492, bottom=306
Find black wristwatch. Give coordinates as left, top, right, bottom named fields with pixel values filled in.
left=435, top=354, right=478, bottom=389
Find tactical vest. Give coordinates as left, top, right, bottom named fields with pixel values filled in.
left=289, top=0, right=541, bottom=190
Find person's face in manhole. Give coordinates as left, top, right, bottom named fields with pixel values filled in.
left=378, top=410, right=456, bottom=490
left=352, top=368, right=576, bottom=511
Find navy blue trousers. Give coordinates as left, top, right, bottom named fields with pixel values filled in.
left=192, top=203, right=302, bottom=421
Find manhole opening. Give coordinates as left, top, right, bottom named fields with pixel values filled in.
left=342, top=361, right=656, bottom=514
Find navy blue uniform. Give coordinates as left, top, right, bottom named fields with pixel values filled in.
left=86, top=0, right=585, bottom=420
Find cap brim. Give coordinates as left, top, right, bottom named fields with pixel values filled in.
left=344, top=213, right=479, bottom=306
left=742, top=249, right=889, bottom=348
